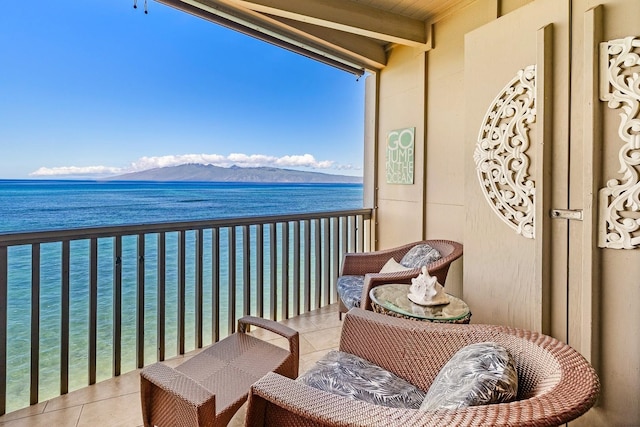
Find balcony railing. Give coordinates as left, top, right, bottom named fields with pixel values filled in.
left=0, top=208, right=372, bottom=415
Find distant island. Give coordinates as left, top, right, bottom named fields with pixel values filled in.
left=107, top=163, right=363, bottom=184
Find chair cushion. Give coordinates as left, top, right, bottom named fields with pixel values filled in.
left=400, top=244, right=442, bottom=268
left=298, top=350, right=426, bottom=409
left=420, top=342, right=518, bottom=411
left=337, top=275, right=364, bottom=310
left=379, top=258, right=413, bottom=273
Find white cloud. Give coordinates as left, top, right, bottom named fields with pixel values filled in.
left=30, top=165, right=125, bottom=177
left=29, top=153, right=345, bottom=177
left=130, top=154, right=227, bottom=171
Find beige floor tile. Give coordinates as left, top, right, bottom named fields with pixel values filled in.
left=0, top=406, right=82, bottom=427
left=45, top=368, right=141, bottom=412
left=279, top=314, right=325, bottom=333
left=309, top=311, right=343, bottom=330
left=0, top=403, right=47, bottom=424
left=77, top=392, right=143, bottom=427
left=302, top=326, right=342, bottom=352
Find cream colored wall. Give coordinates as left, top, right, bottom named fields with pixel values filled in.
left=425, top=0, right=498, bottom=297
left=375, top=45, right=427, bottom=247
left=373, top=0, right=639, bottom=424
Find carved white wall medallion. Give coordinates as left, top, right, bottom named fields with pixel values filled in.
left=474, top=65, right=537, bottom=239
left=599, top=36, right=640, bottom=249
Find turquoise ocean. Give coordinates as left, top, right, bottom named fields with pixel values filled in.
left=0, top=180, right=363, bottom=411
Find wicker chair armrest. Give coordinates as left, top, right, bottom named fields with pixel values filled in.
left=140, top=362, right=217, bottom=425
left=238, top=316, right=300, bottom=376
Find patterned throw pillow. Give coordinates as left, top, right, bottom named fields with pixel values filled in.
left=420, top=342, right=518, bottom=411
left=400, top=244, right=442, bottom=268
left=298, top=350, right=426, bottom=409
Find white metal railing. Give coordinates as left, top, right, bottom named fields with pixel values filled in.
left=0, top=208, right=372, bottom=414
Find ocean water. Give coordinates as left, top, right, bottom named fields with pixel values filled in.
left=0, top=180, right=363, bottom=232
left=0, top=180, right=363, bottom=412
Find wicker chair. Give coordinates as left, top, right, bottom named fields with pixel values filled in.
left=140, top=316, right=298, bottom=427
left=337, top=240, right=463, bottom=317
left=245, top=309, right=600, bottom=427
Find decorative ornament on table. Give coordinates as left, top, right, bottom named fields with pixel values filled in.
left=408, top=266, right=449, bottom=306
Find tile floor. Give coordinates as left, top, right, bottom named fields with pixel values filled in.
left=0, top=304, right=343, bottom=427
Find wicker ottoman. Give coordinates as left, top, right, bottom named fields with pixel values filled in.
left=140, top=316, right=299, bottom=427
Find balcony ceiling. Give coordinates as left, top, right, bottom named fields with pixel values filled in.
left=158, top=0, right=475, bottom=74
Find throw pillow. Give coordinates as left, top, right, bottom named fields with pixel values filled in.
left=298, top=350, right=426, bottom=409
left=400, top=244, right=442, bottom=268
left=420, top=342, right=518, bottom=411
left=379, top=257, right=414, bottom=273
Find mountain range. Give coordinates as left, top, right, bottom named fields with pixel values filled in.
left=108, top=163, right=362, bottom=183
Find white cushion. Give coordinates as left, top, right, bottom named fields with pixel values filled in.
left=379, top=258, right=413, bottom=274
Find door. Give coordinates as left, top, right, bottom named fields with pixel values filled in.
left=463, top=0, right=570, bottom=337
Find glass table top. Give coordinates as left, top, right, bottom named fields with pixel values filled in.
left=370, top=283, right=470, bottom=321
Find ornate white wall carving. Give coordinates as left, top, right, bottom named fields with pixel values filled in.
left=599, top=36, right=640, bottom=249
left=474, top=65, right=537, bottom=239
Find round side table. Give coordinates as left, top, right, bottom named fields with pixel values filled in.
left=369, top=283, right=471, bottom=324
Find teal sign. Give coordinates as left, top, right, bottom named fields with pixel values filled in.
left=386, top=127, right=415, bottom=184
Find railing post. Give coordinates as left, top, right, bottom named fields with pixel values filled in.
left=61, top=240, right=70, bottom=392
left=178, top=230, right=186, bottom=355
left=303, top=220, right=311, bottom=313
left=196, top=229, right=204, bottom=349
left=242, top=225, right=250, bottom=318
left=269, top=223, right=277, bottom=320
left=136, top=235, right=145, bottom=369
left=228, top=227, right=236, bottom=335
left=211, top=228, right=220, bottom=343
left=256, top=224, right=264, bottom=318
left=157, top=233, right=165, bottom=362
left=322, top=218, right=330, bottom=306
left=30, top=243, right=40, bottom=405
left=113, top=236, right=122, bottom=376
left=0, top=246, right=6, bottom=415
left=313, top=220, right=321, bottom=310
left=89, top=239, right=98, bottom=384
left=281, top=222, right=289, bottom=320
left=331, top=217, right=340, bottom=303
left=292, top=221, right=301, bottom=317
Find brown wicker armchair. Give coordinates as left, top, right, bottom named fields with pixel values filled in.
left=245, top=309, right=600, bottom=427
left=337, top=240, right=463, bottom=317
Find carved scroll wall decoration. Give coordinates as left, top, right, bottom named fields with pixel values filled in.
left=599, top=36, right=640, bottom=249
left=474, top=65, right=537, bottom=239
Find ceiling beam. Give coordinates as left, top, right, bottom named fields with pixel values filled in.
left=271, top=16, right=387, bottom=68
left=226, top=0, right=428, bottom=46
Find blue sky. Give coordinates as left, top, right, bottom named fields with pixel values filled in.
left=0, top=0, right=365, bottom=179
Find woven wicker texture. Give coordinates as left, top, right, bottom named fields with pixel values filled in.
left=337, top=240, right=463, bottom=316
left=140, top=316, right=298, bottom=427
left=245, top=309, right=599, bottom=427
